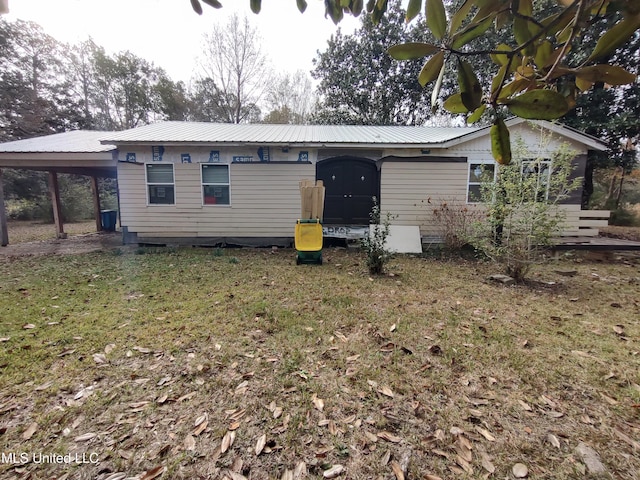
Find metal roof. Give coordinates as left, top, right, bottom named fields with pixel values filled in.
left=0, top=130, right=116, bottom=153
left=100, top=121, right=485, bottom=146
left=0, top=121, right=606, bottom=153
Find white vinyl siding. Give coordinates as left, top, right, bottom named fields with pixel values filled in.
left=118, top=162, right=314, bottom=238
left=380, top=161, right=468, bottom=238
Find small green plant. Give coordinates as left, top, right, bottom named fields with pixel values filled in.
left=335, top=442, right=350, bottom=457
left=467, top=140, right=581, bottom=282
left=361, top=197, right=394, bottom=275
left=228, top=256, right=240, bottom=264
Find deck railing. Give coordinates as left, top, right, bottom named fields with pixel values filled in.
left=561, top=206, right=611, bottom=237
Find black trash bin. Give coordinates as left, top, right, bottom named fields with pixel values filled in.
left=100, top=210, right=117, bottom=231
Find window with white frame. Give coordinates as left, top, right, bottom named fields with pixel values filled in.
left=467, top=162, right=496, bottom=203
left=202, top=164, right=230, bottom=205
left=522, top=159, right=552, bottom=201
left=146, top=164, right=175, bottom=205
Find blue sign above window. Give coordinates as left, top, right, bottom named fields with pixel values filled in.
left=126, top=152, right=136, bottom=162
left=232, top=156, right=254, bottom=163
left=208, top=150, right=220, bottom=163
left=257, top=146, right=270, bottom=162
left=298, top=151, right=309, bottom=162
left=152, top=146, right=165, bottom=162
left=181, top=153, right=192, bottom=163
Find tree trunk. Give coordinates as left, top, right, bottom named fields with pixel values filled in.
left=0, top=169, right=9, bottom=246
left=235, top=79, right=242, bottom=124
left=581, top=156, right=594, bottom=209
left=605, top=168, right=619, bottom=207
left=614, top=167, right=626, bottom=208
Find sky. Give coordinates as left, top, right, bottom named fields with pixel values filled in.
left=5, top=0, right=361, bottom=84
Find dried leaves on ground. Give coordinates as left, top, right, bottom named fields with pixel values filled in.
left=0, top=247, right=639, bottom=479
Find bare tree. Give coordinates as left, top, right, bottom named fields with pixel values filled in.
left=263, top=70, right=315, bottom=124
left=67, top=39, right=99, bottom=128
left=196, top=14, right=270, bottom=124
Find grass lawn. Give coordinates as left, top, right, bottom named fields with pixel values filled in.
left=0, top=247, right=638, bottom=479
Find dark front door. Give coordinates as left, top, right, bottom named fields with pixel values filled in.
left=317, top=157, right=378, bottom=224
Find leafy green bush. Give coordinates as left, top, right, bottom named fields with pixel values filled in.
left=361, top=197, right=394, bottom=275
left=59, top=176, right=95, bottom=221
left=609, top=205, right=640, bottom=226
left=5, top=174, right=118, bottom=223
left=467, top=141, right=580, bottom=282
left=99, top=178, right=119, bottom=210
left=5, top=199, right=51, bottom=220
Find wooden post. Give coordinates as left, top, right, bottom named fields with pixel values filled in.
left=90, top=176, right=102, bottom=232
left=48, top=171, right=66, bottom=239
left=0, top=169, right=8, bottom=246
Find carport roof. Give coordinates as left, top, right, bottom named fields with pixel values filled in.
left=0, top=130, right=116, bottom=153
left=0, top=131, right=118, bottom=178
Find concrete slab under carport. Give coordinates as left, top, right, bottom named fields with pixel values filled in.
left=0, top=131, right=118, bottom=246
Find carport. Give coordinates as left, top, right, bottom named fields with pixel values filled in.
left=0, top=131, right=118, bottom=246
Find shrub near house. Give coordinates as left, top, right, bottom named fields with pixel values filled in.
left=467, top=142, right=581, bottom=281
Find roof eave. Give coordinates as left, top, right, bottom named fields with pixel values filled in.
left=533, top=120, right=607, bottom=151
left=100, top=140, right=448, bottom=149
left=0, top=151, right=116, bottom=160
left=438, top=118, right=608, bottom=151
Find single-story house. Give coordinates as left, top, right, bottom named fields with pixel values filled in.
left=0, top=118, right=610, bottom=247
left=100, top=118, right=609, bottom=246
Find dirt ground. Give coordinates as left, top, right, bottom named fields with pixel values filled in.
left=600, top=225, right=640, bottom=242
left=0, top=231, right=123, bottom=258
left=1, top=223, right=638, bottom=259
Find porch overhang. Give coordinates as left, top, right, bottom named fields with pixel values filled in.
left=0, top=130, right=119, bottom=246
left=0, top=152, right=118, bottom=178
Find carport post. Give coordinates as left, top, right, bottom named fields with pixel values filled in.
left=90, top=176, right=103, bottom=232
left=48, top=171, right=66, bottom=239
left=0, top=169, right=8, bottom=246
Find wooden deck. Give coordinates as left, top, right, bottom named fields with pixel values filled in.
left=553, top=236, right=640, bottom=251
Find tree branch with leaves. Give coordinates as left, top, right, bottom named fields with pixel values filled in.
left=190, top=0, right=639, bottom=164
left=388, top=0, right=638, bottom=165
